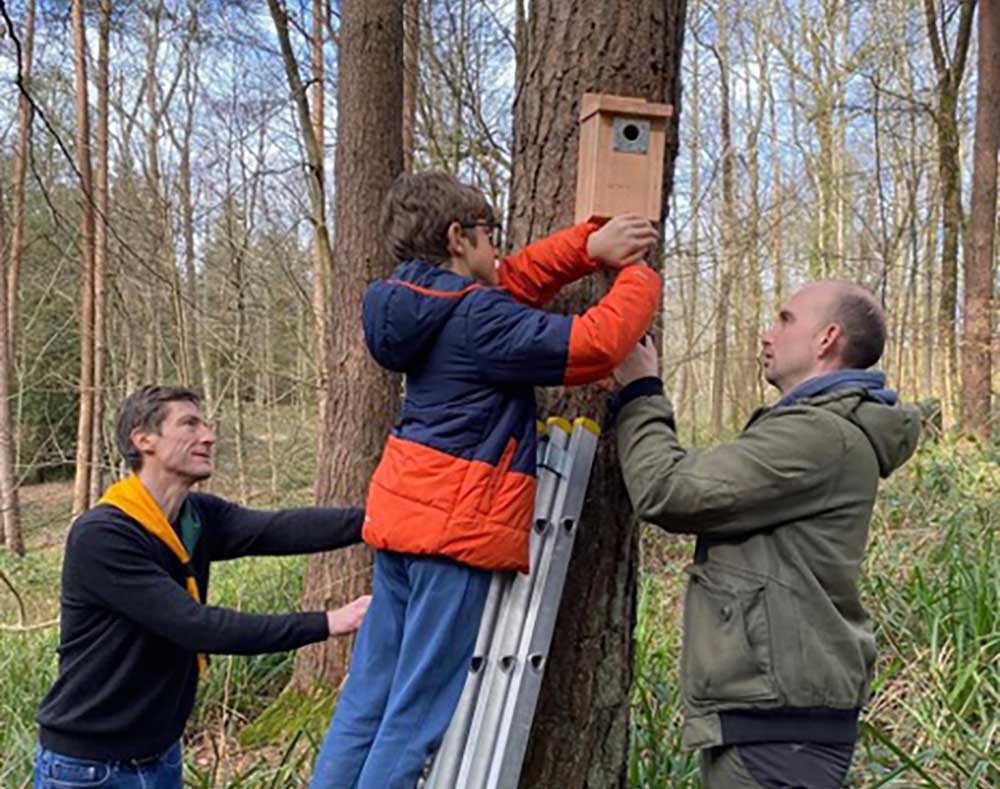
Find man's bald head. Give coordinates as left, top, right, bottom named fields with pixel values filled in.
left=762, top=280, right=886, bottom=392
left=806, top=280, right=886, bottom=369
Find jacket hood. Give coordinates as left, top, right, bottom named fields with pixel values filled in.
left=362, top=260, right=480, bottom=373
left=808, top=389, right=921, bottom=478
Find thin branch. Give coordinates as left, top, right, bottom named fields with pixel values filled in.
left=0, top=565, right=27, bottom=626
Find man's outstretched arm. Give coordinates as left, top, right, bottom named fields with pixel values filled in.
left=73, top=522, right=369, bottom=655
left=612, top=338, right=845, bottom=537
left=200, top=494, right=364, bottom=561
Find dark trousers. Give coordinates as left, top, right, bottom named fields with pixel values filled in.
left=701, top=741, right=855, bottom=789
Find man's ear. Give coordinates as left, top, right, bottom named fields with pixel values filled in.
left=817, top=322, right=844, bottom=359
left=130, top=427, right=155, bottom=457
left=445, top=221, right=466, bottom=257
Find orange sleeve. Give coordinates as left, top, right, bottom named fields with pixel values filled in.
left=563, top=264, right=662, bottom=385
left=497, top=222, right=601, bottom=308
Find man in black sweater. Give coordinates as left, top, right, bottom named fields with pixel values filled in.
left=35, top=385, right=370, bottom=789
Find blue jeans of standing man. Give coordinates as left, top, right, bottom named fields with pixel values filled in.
left=34, top=742, right=182, bottom=788
left=310, top=550, right=491, bottom=789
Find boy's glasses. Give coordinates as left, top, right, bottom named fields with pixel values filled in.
left=462, top=221, right=503, bottom=249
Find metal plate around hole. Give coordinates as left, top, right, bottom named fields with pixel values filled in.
left=612, top=116, right=650, bottom=154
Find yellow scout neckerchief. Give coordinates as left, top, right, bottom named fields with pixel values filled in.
left=99, top=474, right=207, bottom=673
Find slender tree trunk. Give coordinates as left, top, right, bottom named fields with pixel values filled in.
left=768, top=81, right=784, bottom=311
left=681, top=26, right=700, bottom=440
left=8, top=0, right=35, bottom=350
left=291, top=0, right=403, bottom=691
left=89, top=0, right=111, bottom=501
left=8, top=0, right=36, bottom=492
left=924, top=0, right=976, bottom=419
left=961, top=0, right=999, bottom=438
left=508, top=1, right=686, bottom=785
left=0, top=176, right=23, bottom=554
left=711, top=10, right=736, bottom=437
left=172, top=30, right=212, bottom=407
left=71, top=0, right=97, bottom=518
left=937, top=98, right=962, bottom=398
left=309, top=0, right=331, bottom=425
left=264, top=310, right=279, bottom=502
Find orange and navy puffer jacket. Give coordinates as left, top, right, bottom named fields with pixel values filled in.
left=361, top=222, right=661, bottom=572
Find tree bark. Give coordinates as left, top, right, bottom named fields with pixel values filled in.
left=291, top=0, right=404, bottom=691
left=961, top=0, right=999, bottom=438
left=1, top=0, right=33, bottom=550
left=89, top=0, right=111, bottom=502
left=710, top=9, right=737, bottom=437
left=402, top=0, right=420, bottom=170
left=71, top=0, right=97, bottom=518
left=8, top=0, right=35, bottom=351
left=0, top=170, right=23, bottom=554
left=311, top=0, right=330, bottom=417
left=508, top=2, right=686, bottom=785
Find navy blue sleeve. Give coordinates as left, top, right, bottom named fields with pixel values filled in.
left=465, top=289, right=573, bottom=386
left=193, top=494, right=364, bottom=561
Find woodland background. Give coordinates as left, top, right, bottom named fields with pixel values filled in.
left=0, top=0, right=998, bottom=786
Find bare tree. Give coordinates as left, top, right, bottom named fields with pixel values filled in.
left=89, top=0, right=112, bottom=501
left=7, top=0, right=35, bottom=349
left=924, top=0, right=977, bottom=408
left=961, top=0, right=999, bottom=438
left=506, top=1, right=687, bottom=784
left=0, top=177, right=23, bottom=554
left=0, top=0, right=33, bottom=552
left=267, top=0, right=336, bottom=427
left=709, top=6, right=738, bottom=436
left=290, top=0, right=404, bottom=690
left=71, top=0, right=98, bottom=518
left=311, top=0, right=330, bottom=406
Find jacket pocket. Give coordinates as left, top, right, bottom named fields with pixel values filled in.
left=681, top=566, right=779, bottom=705
left=481, top=437, right=517, bottom=517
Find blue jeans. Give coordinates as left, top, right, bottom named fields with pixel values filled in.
left=34, top=742, right=182, bottom=789
left=310, top=551, right=491, bottom=789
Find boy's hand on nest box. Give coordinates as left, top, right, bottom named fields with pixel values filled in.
left=587, top=214, right=658, bottom=269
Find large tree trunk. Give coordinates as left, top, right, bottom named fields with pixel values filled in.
left=508, top=2, right=686, bottom=785
left=961, top=0, right=999, bottom=438
left=71, top=0, right=97, bottom=518
left=291, top=0, right=404, bottom=691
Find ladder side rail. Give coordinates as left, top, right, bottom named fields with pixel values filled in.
left=453, top=423, right=574, bottom=788
left=487, top=420, right=601, bottom=789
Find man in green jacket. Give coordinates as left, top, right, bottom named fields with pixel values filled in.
left=612, top=281, right=920, bottom=788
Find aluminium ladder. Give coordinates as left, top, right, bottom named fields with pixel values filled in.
left=423, top=416, right=600, bottom=789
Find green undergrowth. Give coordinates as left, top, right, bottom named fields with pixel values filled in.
left=2, top=435, right=997, bottom=787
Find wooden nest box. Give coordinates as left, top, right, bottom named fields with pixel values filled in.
left=574, top=93, right=673, bottom=224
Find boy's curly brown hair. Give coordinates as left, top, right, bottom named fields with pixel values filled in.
left=381, top=171, right=496, bottom=264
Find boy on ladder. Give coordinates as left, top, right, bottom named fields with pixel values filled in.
left=309, top=171, right=660, bottom=789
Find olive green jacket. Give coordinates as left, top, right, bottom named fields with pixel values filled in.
left=616, top=387, right=920, bottom=750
